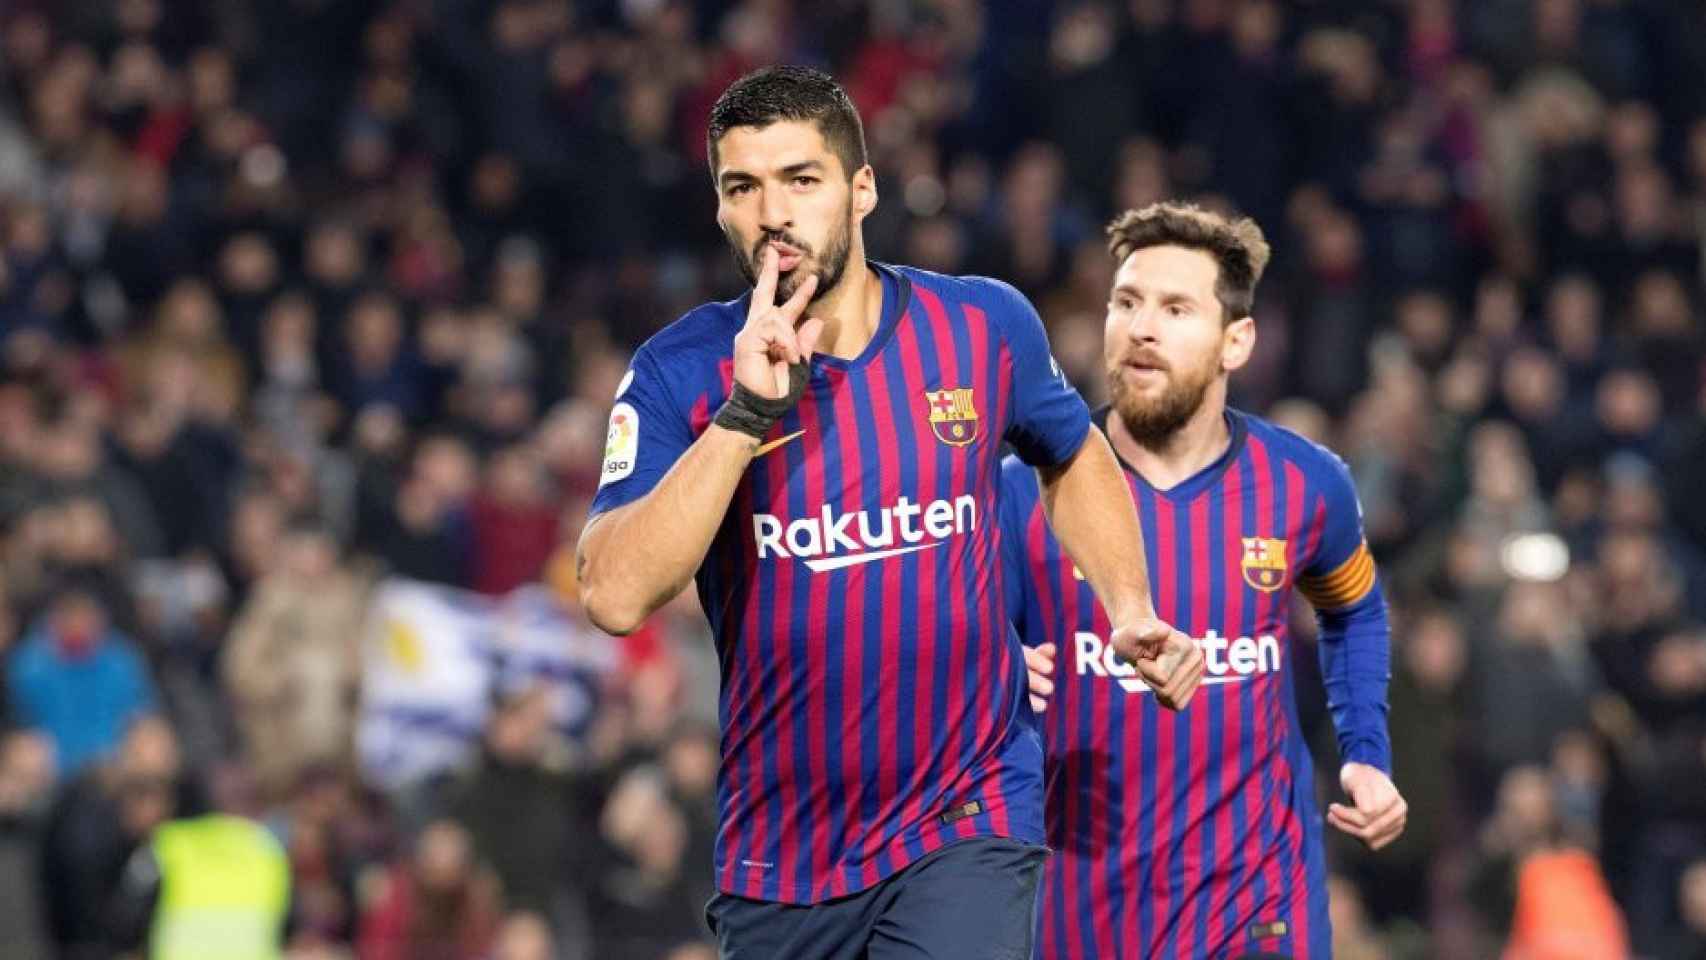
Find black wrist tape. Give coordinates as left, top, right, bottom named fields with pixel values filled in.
left=715, top=363, right=808, bottom=440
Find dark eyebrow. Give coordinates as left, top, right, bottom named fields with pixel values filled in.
left=719, top=160, right=827, bottom=188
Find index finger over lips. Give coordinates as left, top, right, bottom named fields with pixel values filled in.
left=751, top=244, right=779, bottom=310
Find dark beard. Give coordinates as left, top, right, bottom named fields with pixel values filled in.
left=726, top=202, right=853, bottom=307
left=1107, top=363, right=1215, bottom=447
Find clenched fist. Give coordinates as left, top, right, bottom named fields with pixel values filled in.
left=1111, top=618, right=1204, bottom=711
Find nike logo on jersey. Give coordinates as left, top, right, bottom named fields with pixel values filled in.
left=752, top=429, right=806, bottom=458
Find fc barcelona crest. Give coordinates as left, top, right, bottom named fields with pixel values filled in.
left=1241, top=537, right=1288, bottom=592
left=925, top=387, right=979, bottom=447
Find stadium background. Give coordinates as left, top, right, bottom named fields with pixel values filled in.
left=0, top=0, right=1703, bottom=957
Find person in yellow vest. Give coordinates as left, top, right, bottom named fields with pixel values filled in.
left=110, top=767, right=292, bottom=960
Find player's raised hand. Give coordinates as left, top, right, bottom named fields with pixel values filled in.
left=733, top=244, right=823, bottom=399
left=1134, top=629, right=1204, bottom=711
left=1328, top=762, right=1407, bottom=851
left=1023, top=643, right=1057, bottom=713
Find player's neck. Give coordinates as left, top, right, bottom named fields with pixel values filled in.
left=806, top=255, right=882, bottom=361
left=1107, top=393, right=1231, bottom=492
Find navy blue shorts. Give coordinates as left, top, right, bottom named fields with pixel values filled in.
left=706, top=836, right=1049, bottom=960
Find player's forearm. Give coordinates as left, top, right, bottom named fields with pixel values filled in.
left=577, top=424, right=759, bottom=634
left=1317, top=584, right=1394, bottom=774
left=1037, top=430, right=1155, bottom=624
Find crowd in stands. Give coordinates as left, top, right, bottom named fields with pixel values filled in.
left=2, top=1, right=1705, bottom=957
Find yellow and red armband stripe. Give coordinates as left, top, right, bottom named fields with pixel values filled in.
left=1297, top=541, right=1376, bottom=610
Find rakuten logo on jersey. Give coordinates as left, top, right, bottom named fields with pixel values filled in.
left=1074, top=629, right=1280, bottom=694
left=753, top=494, right=976, bottom=573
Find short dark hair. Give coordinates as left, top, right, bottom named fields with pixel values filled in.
left=707, top=65, right=868, bottom=180
left=1105, top=202, right=1272, bottom=322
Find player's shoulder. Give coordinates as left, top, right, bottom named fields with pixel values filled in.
left=1239, top=410, right=1356, bottom=490
left=617, top=299, right=743, bottom=414
left=633, top=296, right=745, bottom=369
left=892, top=265, right=1036, bottom=323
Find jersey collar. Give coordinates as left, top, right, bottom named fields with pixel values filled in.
left=1092, top=405, right=1248, bottom=501
left=810, top=261, right=910, bottom=373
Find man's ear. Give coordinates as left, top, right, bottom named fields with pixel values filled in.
left=852, top=165, right=878, bottom=222
left=1222, top=315, right=1256, bottom=372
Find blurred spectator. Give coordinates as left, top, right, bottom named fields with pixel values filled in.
left=1327, top=872, right=1392, bottom=960
left=21, top=493, right=139, bottom=634
left=274, top=766, right=379, bottom=952
left=358, top=432, right=476, bottom=588
left=1474, top=581, right=1595, bottom=785
left=1469, top=768, right=1568, bottom=943
left=1589, top=529, right=1692, bottom=726
left=109, top=764, right=291, bottom=959
left=467, top=444, right=558, bottom=596
left=969, top=142, right=1089, bottom=296
left=357, top=819, right=502, bottom=960
left=224, top=522, right=369, bottom=801
left=1501, top=843, right=1632, bottom=960
left=1498, top=346, right=1582, bottom=493
left=492, top=910, right=557, bottom=960
left=109, top=344, right=243, bottom=558
left=1331, top=606, right=1469, bottom=930
left=660, top=721, right=720, bottom=916
left=1668, top=860, right=1706, bottom=960
left=303, top=221, right=370, bottom=344
left=588, top=765, right=708, bottom=958
left=1287, top=204, right=1374, bottom=415
left=39, top=715, right=187, bottom=960
left=7, top=584, right=155, bottom=777
left=30, top=410, right=165, bottom=560
left=447, top=685, right=596, bottom=923
left=335, top=291, right=426, bottom=424
left=0, top=731, right=54, bottom=958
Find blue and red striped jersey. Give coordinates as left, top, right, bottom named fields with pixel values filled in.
left=591, top=263, right=1089, bottom=904
left=1000, top=408, right=1391, bottom=960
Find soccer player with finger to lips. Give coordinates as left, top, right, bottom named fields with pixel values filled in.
left=577, top=66, right=1203, bottom=960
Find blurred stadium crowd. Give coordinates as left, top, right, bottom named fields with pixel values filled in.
left=0, top=0, right=1704, bottom=957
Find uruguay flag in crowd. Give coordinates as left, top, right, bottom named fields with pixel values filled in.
left=356, top=578, right=616, bottom=790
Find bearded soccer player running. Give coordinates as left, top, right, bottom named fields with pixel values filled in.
left=576, top=67, right=1201, bottom=960
left=1003, top=203, right=1407, bottom=960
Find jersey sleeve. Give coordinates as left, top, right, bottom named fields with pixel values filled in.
left=974, top=278, right=1091, bottom=468
left=1296, top=448, right=1377, bottom=611
left=588, top=346, right=696, bottom=518
left=1299, top=444, right=1393, bottom=774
